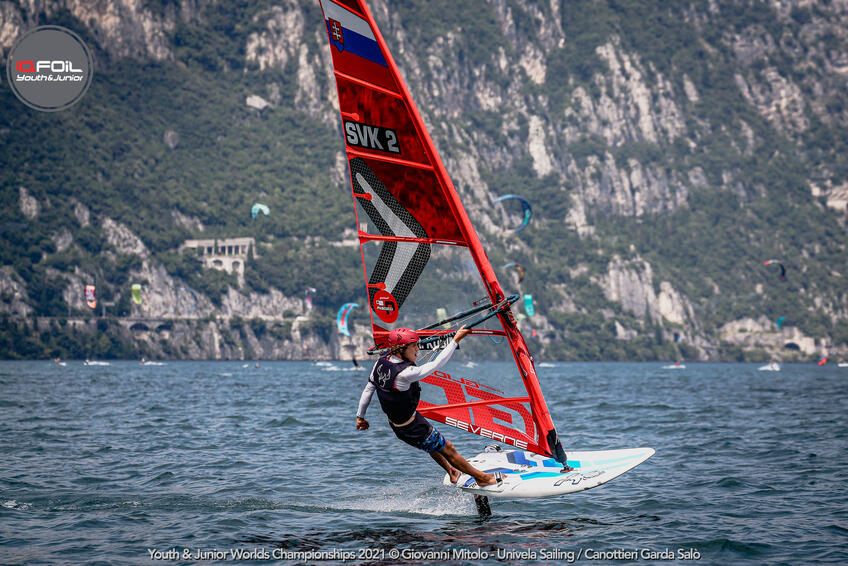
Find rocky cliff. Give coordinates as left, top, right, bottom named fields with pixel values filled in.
left=1, top=0, right=846, bottom=361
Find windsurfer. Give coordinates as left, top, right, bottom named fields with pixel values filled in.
left=356, top=326, right=500, bottom=487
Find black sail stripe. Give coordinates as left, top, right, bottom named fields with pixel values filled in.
left=350, top=158, right=430, bottom=309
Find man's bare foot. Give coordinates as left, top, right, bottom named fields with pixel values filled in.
left=448, top=468, right=461, bottom=484
left=475, top=472, right=497, bottom=486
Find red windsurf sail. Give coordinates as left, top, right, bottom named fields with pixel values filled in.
left=319, top=0, right=568, bottom=462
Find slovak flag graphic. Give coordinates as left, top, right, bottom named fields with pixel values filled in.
left=328, top=18, right=344, bottom=51
left=319, top=0, right=396, bottom=91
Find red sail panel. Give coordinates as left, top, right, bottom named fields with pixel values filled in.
left=418, top=370, right=544, bottom=455
left=353, top=158, right=465, bottom=242
left=319, top=0, right=567, bottom=462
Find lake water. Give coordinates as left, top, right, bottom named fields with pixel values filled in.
left=1, top=360, right=846, bottom=564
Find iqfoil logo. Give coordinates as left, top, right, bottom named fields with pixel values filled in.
left=6, top=25, right=93, bottom=112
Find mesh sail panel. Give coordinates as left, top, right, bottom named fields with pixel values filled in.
left=350, top=157, right=430, bottom=309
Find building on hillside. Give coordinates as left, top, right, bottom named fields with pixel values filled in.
left=180, top=238, right=255, bottom=275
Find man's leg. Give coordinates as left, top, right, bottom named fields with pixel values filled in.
left=429, top=451, right=461, bottom=483
left=402, top=415, right=497, bottom=486
left=438, top=440, right=497, bottom=486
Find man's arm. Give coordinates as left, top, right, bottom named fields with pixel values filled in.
left=397, top=341, right=457, bottom=386
left=355, top=379, right=375, bottom=430
left=395, top=326, right=471, bottom=389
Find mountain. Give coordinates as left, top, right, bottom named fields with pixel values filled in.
left=1, top=0, right=846, bottom=361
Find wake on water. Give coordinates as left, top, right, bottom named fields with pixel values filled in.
left=322, top=481, right=478, bottom=517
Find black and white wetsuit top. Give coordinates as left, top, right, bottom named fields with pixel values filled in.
left=356, top=340, right=458, bottom=426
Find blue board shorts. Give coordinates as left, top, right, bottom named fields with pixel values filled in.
left=390, top=412, right=446, bottom=453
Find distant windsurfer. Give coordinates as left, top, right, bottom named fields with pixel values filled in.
left=356, top=326, right=500, bottom=487
left=352, top=356, right=360, bottom=368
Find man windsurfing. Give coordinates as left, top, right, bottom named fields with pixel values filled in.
left=355, top=326, right=501, bottom=487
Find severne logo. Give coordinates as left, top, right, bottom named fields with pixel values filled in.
left=344, top=120, right=400, bottom=154
left=445, top=416, right=529, bottom=450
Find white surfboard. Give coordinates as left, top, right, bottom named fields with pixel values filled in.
left=444, top=446, right=655, bottom=498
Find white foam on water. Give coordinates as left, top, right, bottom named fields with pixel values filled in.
left=320, top=482, right=477, bottom=516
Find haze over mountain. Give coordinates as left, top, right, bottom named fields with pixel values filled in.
left=1, top=0, right=846, bottom=361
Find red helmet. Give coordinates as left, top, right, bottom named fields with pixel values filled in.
left=387, top=327, right=419, bottom=348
